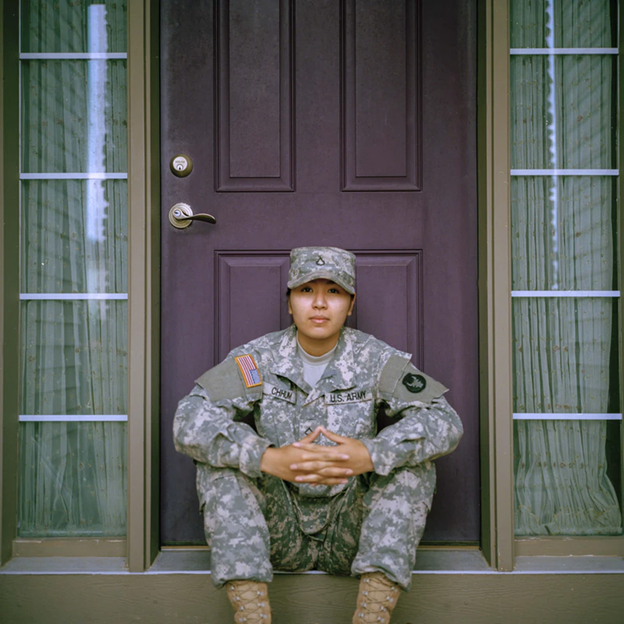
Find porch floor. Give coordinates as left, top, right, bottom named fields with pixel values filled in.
left=1, top=551, right=623, bottom=623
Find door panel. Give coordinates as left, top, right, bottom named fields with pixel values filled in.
left=343, top=0, right=420, bottom=189
left=216, top=0, right=294, bottom=190
left=160, top=0, right=479, bottom=544
left=216, top=253, right=292, bottom=358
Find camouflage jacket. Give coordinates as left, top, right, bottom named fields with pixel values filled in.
left=173, top=325, right=463, bottom=497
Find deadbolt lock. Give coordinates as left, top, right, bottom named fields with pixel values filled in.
left=170, top=154, right=193, bottom=177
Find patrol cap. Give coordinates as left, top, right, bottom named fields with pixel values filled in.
left=287, top=246, right=356, bottom=294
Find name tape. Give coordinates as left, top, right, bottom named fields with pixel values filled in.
left=263, top=382, right=296, bottom=404
left=325, top=390, right=373, bottom=405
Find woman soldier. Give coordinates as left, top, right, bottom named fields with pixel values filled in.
left=173, top=246, right=463, bottom=623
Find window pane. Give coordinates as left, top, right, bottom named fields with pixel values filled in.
left=21, top=0, right=127, bottom=53
left=18, top=421, right=127, bottom=537
left=511, top=55, right=615, bottom=170
left=514, top=419, right=621, bottom=536
left=510, top=0, right=616, bottom=49
left=21, top=60, right=128, bottom=173
left=21, top=300, right=128, bottom=416
left=512, top=298, right=617, bottom=415
left=511, top=177, right=617, bottom=291
left=21, top=180, right=128, bottom=294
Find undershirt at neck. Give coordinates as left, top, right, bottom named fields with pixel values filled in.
left=297, top=337, right=337, bottom=388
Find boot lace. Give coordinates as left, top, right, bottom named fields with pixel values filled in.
left=227, top=581, right=271, bottom=623
left=354, top=573, right=401, bottom=624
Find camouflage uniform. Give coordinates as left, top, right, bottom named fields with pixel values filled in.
left=173, top=324, right=463, bottom=591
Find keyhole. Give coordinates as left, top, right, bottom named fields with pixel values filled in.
left=170, top=155, right=193, bottom=177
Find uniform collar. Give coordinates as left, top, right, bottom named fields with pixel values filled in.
left=271, top=325, right=309, bottom=392
left=270, top=325, right=357, bottom=394
left=314, top=327, right=357, bottom=392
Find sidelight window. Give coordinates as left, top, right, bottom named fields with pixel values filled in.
left=17, top=1, right=128, bottom=537
left=510, top=0, right=622, bottom=536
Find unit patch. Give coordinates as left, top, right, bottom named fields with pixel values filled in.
left=263, top=382, right=296, bottom=404
left=402, top=373, right=427, bottom=394
left=325, top=389, right=373, bottom=405
left=234, top=354, right=262, bottom=388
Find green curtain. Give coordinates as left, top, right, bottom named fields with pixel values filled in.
left=18, top=1, right=128, bottom=537
left=510, top=0, right=621, bottom=535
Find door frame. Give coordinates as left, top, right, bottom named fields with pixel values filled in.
left=122, top=0, right=507, bottom=572
left=124, top=0, right=162, bottom=572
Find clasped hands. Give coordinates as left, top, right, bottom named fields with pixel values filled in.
left=260, top=426, right=374, bottom=486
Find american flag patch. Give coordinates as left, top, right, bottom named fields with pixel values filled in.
left=234, top=354, right=262, bottom=388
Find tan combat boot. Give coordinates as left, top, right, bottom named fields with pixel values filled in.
left=226, top=580, right=272, bottom=623
left=352, top=572, right=401, bottom=624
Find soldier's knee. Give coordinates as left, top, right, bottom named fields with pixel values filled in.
left=363, top=464, right=435, bottom=511
left=368, top=462, right=432, bottom=487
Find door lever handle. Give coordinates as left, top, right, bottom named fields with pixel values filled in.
left=169, top=203, right=217, bottom=229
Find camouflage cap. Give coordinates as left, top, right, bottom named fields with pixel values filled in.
left=287, top=247, right=356, bottom=294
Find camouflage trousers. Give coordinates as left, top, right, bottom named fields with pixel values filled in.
left=196, top=463, right=435, bottom=591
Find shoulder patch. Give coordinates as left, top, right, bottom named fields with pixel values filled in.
left=379, top=354, right=411, bottom=396
left=234, top=354, right=263, bottom=388
left=379, top=356, right=448, bottom=406
left=402, top=372, right=427, bottom=394
left=196, top=356, right=261, bottom=402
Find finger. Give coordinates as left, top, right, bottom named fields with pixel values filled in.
left=297, top=427, right=323, bottom=445
left=290, top=458, right=350, bottom=471
left=292, top=450, right=350, bottom=464
left=290, top=460, right=334, bottom=472
left=292, top=443, right=349, bottom=458
left=291, top=461, right=353, bottom=475
left=292, top=439, right=327, bottom=450
left=318, top=427, right=350, bottom=444
left=316, top=466, right=354, bottom=477
left=292, top=442, right=328, bottom=451
left=293, top=442, right=343, bottom=452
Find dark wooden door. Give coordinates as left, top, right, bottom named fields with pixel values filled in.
left=160, top=0, right=479, bottom=545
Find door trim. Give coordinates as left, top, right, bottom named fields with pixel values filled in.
left=477, top=0, right=513, bottom=571
left=127, top=0, right=161, bottom=572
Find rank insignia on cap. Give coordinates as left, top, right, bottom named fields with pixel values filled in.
left=235, top=354, right=262, bottom=388
left=316, top=256, right=325, bottom=265
left=402, top=373, right=427, bottom=394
